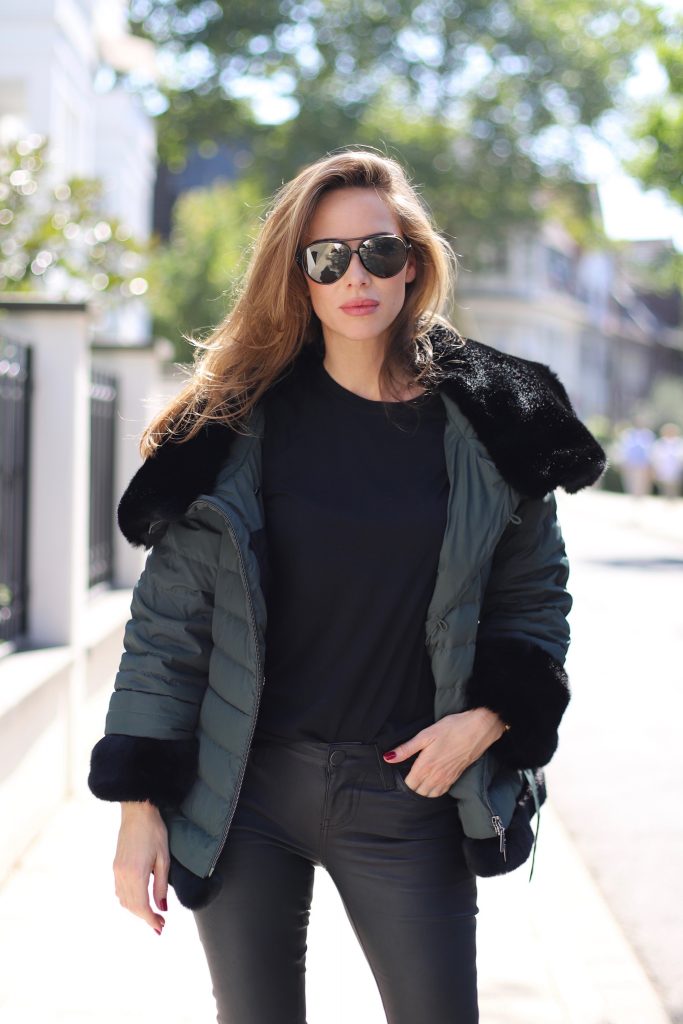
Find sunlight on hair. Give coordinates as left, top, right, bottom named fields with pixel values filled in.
left=139, top=146, right=460, bottom=459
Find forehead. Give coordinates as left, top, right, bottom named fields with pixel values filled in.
left=304, top=187, right=400, bottom=243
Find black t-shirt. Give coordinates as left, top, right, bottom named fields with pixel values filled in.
left=255, top=354, right=449, bottom=751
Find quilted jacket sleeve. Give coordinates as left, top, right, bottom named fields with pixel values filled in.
left=464, top=490, right=573, bottom=769
left=88, top=506, right=222, bottom=809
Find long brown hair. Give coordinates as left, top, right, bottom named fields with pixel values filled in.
left=140, top=147, right=459, bottom=457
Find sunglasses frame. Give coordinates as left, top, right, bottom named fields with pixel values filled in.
left=296, top=232, right=412, bottom=284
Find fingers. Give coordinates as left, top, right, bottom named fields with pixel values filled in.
left=383, top=731, right=426, bottom=763
left=114, top=808, right=170, bottom=935
left=400, top=747, right=467, bottom=795
left=383, top=724, right=470, bottom=793
left=113, top=847, right=169, bottom=934
left=114, top=864, right=166, bottom=937
left=152, top=850, right=170, bottom=916
left=114, top=858, right=167, bottom=934
left=406, top=766, right=458, bottom=797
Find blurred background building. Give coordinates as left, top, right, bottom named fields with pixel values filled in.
left=457, top=223, right=683, bottom=422
left=0, top=0, right=156, bottom=340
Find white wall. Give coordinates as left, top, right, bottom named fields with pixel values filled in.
left=92, top=343, right=180, bottom=587
left=0, top=298, right=169, bottom=884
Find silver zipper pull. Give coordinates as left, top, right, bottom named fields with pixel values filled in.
left=491, top=815, right=507, bottom=861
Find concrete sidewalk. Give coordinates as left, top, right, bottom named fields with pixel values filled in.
left=556, top=487, right=683, bottom=547
left=0, top=785, right=671, bottom=1023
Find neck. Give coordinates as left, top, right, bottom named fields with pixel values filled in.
left=321, top=332, right=423, bottom=402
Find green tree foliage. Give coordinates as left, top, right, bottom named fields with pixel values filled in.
left=145, top=178, right=263, bottom=360
left=0, top=135, right=145, bottom=299
left=626, top=14, right=683, bottom=209
left=127, top=0, right=665, bottom=241
left=635, top=374, right=683, bottom=431
left=618, top=235, right=683, bottom=294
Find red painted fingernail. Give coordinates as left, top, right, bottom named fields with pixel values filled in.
left=154, top=927, right=161, bottom=935
left=160, top=898, right=168, bottom=911
left=383, top=751, right=397, bottom=761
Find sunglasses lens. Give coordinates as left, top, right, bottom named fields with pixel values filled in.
left=359, top=236, right=408, bottom=278
left=300, top=235, right=409, bottom=283
left=302, top=241, right=350, bottom=283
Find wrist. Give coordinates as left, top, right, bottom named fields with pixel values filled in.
left=471, top=706, right=509, bottom=739
left=120, top=799, right=160, bottom=818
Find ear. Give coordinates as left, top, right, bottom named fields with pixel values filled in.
left=405, top=250, right=417, bottom=284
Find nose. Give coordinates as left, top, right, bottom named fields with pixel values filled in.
left=345, top=250, right=371, bottom=285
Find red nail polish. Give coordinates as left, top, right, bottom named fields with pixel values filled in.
left=160, top=898, right=168, bottom=911
left=383, top=751, right=397, bottom=761
left=154, top=927, right=162, bottom=935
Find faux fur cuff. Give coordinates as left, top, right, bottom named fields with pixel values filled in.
left=465, top=637, right=570, bottom=768
left=88, top=734, right=199, bottom=808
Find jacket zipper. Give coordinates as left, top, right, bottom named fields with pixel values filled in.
left=481, top=754, right=507, bottom=861
left=491, top=815, right=507, bottom=860
left=427, top=506, right=520, bottom=645
left=191, top=492, right=509, bottom=873
left=189, top=498, right=265, bottom=878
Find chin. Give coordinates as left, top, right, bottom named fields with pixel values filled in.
left=328, top=316, right=398, bottom=345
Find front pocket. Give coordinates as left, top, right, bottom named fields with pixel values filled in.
left=393, top=764, right=451, bottom=803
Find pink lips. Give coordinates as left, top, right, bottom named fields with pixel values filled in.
left=340, top=300, right=379, bottom=316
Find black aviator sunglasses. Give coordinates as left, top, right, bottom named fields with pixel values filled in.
left=296, top=233, right=412, bottom=284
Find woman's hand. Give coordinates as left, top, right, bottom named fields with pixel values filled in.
left=382, top=709, right=507, bottom=797
left=114, top=800, right=170, bottom=935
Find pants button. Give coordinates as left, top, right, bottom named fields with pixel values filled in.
left=329, top=749, right=346, bottom=766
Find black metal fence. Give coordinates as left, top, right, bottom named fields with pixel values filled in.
left=0, top=337, right=32, bottom=645
left=89, top=370, right=118, bottom=588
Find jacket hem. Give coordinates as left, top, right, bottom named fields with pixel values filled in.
left=169, top=855, right=224, bottom=910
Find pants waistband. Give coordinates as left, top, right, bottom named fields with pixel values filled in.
left=252, top=732, right=404, bottom=787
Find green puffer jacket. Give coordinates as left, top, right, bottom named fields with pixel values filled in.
left=88, top=329, right=606, bottom=909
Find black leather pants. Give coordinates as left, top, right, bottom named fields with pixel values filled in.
left=192, top=734, right=479, bottom=1023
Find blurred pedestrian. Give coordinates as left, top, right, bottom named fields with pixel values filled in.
left=87, top=148, right=605, bottom=1023
left=650, top=422, right=683, bottom=499
left=613, top=418, right=655, bottom=497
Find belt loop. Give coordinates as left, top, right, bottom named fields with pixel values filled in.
left=374, top=745, right=394, bottom=790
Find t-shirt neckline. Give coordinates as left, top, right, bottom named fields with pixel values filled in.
left=314, top=360, right=434, bottom=411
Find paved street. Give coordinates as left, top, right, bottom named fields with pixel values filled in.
left=0, top=488, right=678, bottom=1023
left=550, top=488, right=683, bottom=1024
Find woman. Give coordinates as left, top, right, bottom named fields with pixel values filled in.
left=88, top=148, right=605, bottom=1023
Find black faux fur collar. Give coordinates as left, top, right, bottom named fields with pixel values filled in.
left=118, top=327, right=606, bottom=548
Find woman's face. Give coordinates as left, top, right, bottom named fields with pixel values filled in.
left=301, top=187, right=416, bottom=352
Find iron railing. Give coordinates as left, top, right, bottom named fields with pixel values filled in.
left=89, top=370, right=118, bottom=588
left=0, top=337, right=32, bottom=644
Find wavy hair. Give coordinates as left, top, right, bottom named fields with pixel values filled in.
left=139, top=147, right=459, bottom=457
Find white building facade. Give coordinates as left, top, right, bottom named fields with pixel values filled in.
left=0, top=0, right=157, bottom=341
left=454, top=221, right=668, bottom=424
